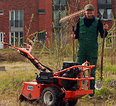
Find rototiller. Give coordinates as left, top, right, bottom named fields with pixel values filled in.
left=2, top=42, right=95, bottom=106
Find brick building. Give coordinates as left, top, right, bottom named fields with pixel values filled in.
left=0, top=0, right=115, bottom=49
left=0, top=0, right=52, bottom=49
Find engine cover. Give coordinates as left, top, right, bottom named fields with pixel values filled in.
left=60, top=62, right=80, bottom=90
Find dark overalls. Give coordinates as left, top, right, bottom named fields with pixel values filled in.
left=76, top=17, right=99, bottom=96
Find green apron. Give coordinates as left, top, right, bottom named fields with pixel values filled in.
left=76, top=17, right=99, bottom=96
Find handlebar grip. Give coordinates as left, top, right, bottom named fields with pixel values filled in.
left=1, top=42, right=11, bottom=46
left=5, top=43, right=11, bottom=46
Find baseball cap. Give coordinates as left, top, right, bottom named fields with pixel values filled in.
left=84, top=4, right=94, bottom=11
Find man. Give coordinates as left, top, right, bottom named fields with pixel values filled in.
left=73, top=4, right=108, bottom=98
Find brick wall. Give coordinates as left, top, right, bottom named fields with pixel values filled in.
left=38, top=0, right=52, bottom=47
left=0, top=0, right=115, bottom=48
left=0, top=0, right=39, bottom=43
left=0, top=0, right=52, bottom=48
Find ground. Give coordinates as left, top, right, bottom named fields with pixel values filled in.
left=0, top=60, right=116, bottom=106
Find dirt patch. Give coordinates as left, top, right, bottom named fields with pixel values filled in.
left=0, top=52, right=25, bottom=62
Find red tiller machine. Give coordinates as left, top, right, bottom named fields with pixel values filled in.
left=2, top=42, right=95, bottom=106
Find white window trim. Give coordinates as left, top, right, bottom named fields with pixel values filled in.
left=9, top=32, right=15, bottom=46
left=0, top=32, right=4, bottom=49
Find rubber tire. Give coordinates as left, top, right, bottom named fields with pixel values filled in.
left=68, top=99, right=78, bottom=106
left=62, top=99, right=78, bottom=106
left=41, top=86, right=62, bottom=106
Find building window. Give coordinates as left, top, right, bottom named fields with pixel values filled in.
left=98, top=9, right=112, bottom=20
left=38, top=9, right=45, bottom=15
left=98, top=0, right=112, bottom=4
left=97, top=0, right=112, bottom=20
left=0, top=10, right=4, bottom=15
left=52, top=0, right=67, bottom=41
left=60, top=0, right=66, bottom=5
left=53, top=0, right=66, bottom=5
left=38, top=32, right=45, bottom=43
left=9, top=10, right=23, bottom=46
left=53, top=10, right=66, bottom=26
left=106, top=0, right=112, bottom=3
left=10, top=32, right=23, bottom=47
left=107, top=9, right=112, bottom=19
left=37, top=32, right=45, bottom=48
left=52, top=0, right=67, bottom=26
left=9, top=10, right=23, bottom=28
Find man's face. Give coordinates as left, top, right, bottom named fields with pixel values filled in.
left=85, top=10, right=94, bottom=19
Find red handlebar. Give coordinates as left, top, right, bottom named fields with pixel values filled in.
left=2, top=42, right=51, bottom=72
left=1, top=42, right=32, bottom=53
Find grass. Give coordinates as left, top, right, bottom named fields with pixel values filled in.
left=0, top=62, right=35, bottom=92
left=104, top=65, right=116, bottom=74
left=0, top=55, right=116, bottom=105
left=0, top=62, right=37, bottom=106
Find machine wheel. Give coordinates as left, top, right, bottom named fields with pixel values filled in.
left=41, top=86, right=62, bottom=106
left=63, top=99, right=78, bottom=106
left=68, top=99, right=78, bottom=106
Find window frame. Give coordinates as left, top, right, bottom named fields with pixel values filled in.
left=9, top=10, right=24, bottom=28
left=38, top=9, right=46, bottom=15
left=52, top=0, right=67, bottom=27
left=0, top=10, right=4, bottom=15
left=97, top=0, right=112, bottom=20
left=9, top=32, right=23, bottom=47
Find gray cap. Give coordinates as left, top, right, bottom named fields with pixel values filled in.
left=84, top=4, right=94, bottom=11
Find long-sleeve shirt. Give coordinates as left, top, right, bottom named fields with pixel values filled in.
left=74, top=15, right=107, bottom=39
